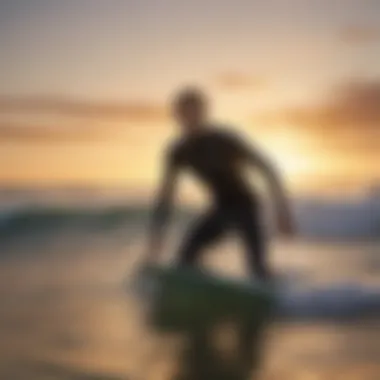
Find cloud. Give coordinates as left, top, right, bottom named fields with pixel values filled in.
left=0, top=122, right=111, bottom=142
left=214, top=72, right=268, bottom=91
left=0, top=96, right=167, bottom=122
left=252, top=80, right=380, bottom=161
left=339, top=26, right=380, bottom=44
left=256, top=80, right=380, bottom=133
left=283, top=81, right=380, bottom=131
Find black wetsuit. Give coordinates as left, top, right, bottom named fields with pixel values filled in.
left=167, top=127, right=269, bottom=279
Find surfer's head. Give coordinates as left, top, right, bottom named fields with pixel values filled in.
left=172, top=86, right=209, bottom=134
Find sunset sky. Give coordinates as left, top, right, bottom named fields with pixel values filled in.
left=0, top=0, right=379, bottom=197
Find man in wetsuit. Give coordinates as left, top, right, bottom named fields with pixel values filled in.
left=146, top=87, right=295, bottom=280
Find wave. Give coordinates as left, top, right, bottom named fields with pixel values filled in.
left=0, top=205, right=150, bottom=238
left=277, top=284, right=380, bottom=321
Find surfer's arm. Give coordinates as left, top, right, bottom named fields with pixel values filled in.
left=147, top=155, right=180, bottom=262
left=243, top=144, right=295, bottom=236
left=151, top=164, right=178, bottom=232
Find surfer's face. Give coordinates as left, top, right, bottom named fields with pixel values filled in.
left=175, top=102, right=206, bottom=133
left=172, top=89, right=208, bottom=134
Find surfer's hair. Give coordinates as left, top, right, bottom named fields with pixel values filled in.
left=172, top=86, right=208, bottom=111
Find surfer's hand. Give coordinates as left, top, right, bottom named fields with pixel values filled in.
left=145, top=235, right=162, bottom=264
left=278, top=213, right=296, bottom=237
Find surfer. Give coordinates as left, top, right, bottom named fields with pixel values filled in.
left=146, top=87, right=295, bottom=280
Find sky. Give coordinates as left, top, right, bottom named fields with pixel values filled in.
left=0, top=0, right=379, bottom=197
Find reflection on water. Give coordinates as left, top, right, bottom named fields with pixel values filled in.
left=0, top=226, right=379, bottom=379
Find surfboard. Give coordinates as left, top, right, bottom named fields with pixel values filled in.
left=132, top=265, right=380, bottom=332
left=142, top=265, right=276, bottom=331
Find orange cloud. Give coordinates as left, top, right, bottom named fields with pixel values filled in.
left=340, top=26, right=380, bottom=44
left=252, top=80, right=380, bottom=163
left=255, top=80, right=380, bottom=132
left=0, top=122, right=111, bottom=142
left=282, top=81, right=380, bottom=131
left=214, top=72, right=268, bottom=91
left=0, top=96, right=167, bottom=122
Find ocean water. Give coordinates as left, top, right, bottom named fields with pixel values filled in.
left=0, top=200, right=379, bottom=380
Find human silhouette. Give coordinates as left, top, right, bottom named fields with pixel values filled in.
left=146, top=87, right=294, bottom=280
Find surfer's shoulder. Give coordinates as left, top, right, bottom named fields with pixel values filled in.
left=212, top=124, right=247, bottom=145
left=165, top=137, right=186, bottom=167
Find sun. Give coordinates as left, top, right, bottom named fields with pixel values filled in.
left=252, top=126, right=320, bottom=188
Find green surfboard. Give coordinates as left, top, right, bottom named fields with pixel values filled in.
left=144, top=265, right=276, bottom=331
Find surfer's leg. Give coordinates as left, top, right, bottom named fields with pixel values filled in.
left=178, top=209, right=226, bottom=267
left=234, top=205, right=270, bottom=281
